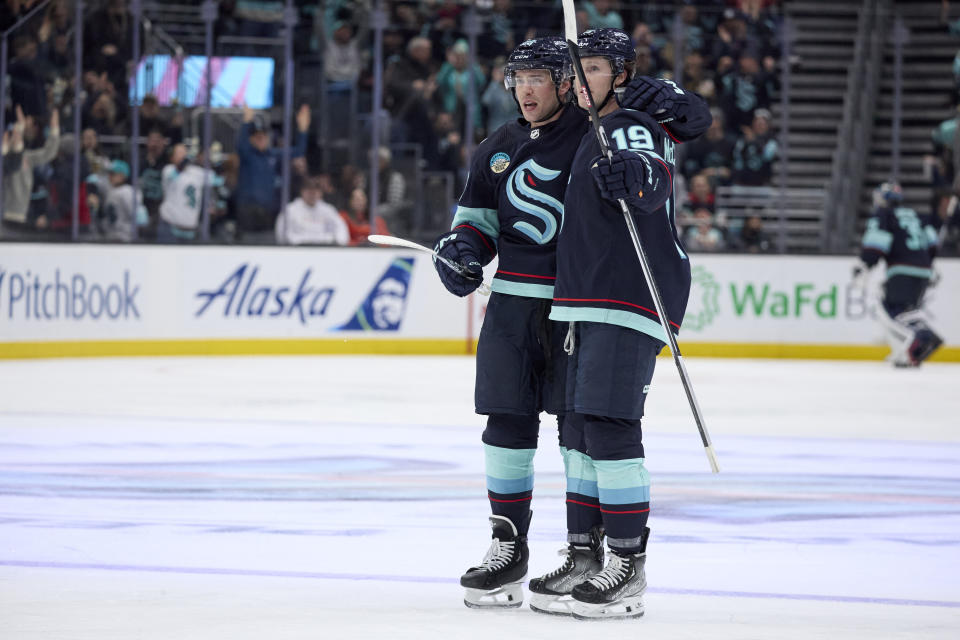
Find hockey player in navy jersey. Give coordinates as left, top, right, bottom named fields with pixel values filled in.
left=431, top=36, right=710, bottom=612
left=853, top=182, right=943, bottom=367
left=547, top=28, right=694, bottom=620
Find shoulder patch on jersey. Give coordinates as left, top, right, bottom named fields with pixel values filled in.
left=490, top=152, right=511, bottom=174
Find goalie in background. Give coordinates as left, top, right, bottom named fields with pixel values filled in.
left=853, top=182, right=943, bottom=367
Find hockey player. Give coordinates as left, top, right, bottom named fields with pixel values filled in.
left=431, top=37, right=710, bottom=612
left=853, top=182, right=943, bottom=367
left=548, top=27, right=694, bottom=620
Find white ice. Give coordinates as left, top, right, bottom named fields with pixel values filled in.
left=1, top=355, right=958, bottom=639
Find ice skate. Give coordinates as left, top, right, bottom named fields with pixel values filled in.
left=528, top=526, right=604, bottom=616
left=460, top=514, right=529, bottom=609
left=571, top=527, right=649, bottom=620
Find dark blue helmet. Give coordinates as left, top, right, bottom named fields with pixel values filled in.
left=504, top=37, right=573, bottom=88
left=873, top=181, right=904, bottom=207
left=577, top=28, right=635, bottom=75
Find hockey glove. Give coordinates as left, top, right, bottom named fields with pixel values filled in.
left=433, top=230, right=484, bottom=297
left=620, top=76, right=676, bottom=118
left=590, top=150, right=649, bottom=209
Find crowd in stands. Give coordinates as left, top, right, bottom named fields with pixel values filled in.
left=2, top=0, right=786, bottom=252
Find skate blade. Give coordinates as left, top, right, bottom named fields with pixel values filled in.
left=529, top=592, right=575, bottom=616
left=463, top=582, right=524, bottom=609
left=572, top=596, right=645, bottom=620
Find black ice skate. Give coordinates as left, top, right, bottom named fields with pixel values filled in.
left=528, top=526, right=604, bottom=616
left=460, top=514, right=529, bottom=609
left=571, top=527, right=649, bottom=620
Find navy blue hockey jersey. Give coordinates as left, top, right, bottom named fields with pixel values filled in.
left=451, top=105, right=589, bottom=299
left=859, top=205, right=938, bottom=281
left=550, top=108, right=690, bottom=344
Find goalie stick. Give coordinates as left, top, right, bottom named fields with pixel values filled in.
left=561, top=0, right=719, bottom=473
left=367, top=234, right=491, bottom=296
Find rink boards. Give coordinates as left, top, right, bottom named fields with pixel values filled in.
left=0, top=243, right=957, bottom=360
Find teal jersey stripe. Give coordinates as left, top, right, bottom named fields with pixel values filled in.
left=562, top=448, right=599, bottom=497
left=487, top=475, right=534, bottom=494
left=491, top=278, right=555, bottom=299
left=452, top=206, right=500, bottom=244
left=861, top=228, right=892, bottom=252
left=886, top=265, right=933, bottom=280
left=550, top=306, right=669, bottom=343
left=484, top=444, right=536, bottom=480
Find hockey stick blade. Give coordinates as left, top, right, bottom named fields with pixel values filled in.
left=367, top=235, right=491, bottom=296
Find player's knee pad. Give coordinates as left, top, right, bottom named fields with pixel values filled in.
left=582, top=414, right=644, bottom=461
left=481, top=413, right=540, bottom=449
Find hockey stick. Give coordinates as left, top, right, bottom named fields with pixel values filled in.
left=561, top=0, right=719, bottom=473
left=367, top=234, right=491, bottom=296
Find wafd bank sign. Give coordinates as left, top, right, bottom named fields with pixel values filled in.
left=679, top=255, right=960, bottom=345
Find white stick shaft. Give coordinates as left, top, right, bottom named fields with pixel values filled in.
left=367, top=235, right=491, bottom=296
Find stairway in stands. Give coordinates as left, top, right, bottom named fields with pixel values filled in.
left=863, top=0, right=957, bottom=221
left=777, top=1, right=863, bottom=191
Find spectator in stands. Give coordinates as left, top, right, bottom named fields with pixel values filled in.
left=84, top=90, right=122, bottom=136
left=631, top=22, right=665, bottom=75
left=738, top=0, right=781, bottom=73
left=385, top=36, right=439, bottom=165
left=482, top=58, right=516, bottom=134
left=275, top=175, right=350, bottom=246
left=433, top=111, right=464, bottom=178
left=734, top=214, right=772, bottom=253
left=81, top=127, right=110, bottom=177
left=8, top=34, right=47, bottom=118
left=718, top=50, right=777, bottom=134
left=682, top=109, right=734, bottom=183
left=711, top=8, right=751, bottom=71
left=324, top=20, right=363, bottom=86
left=235, top=103, right=310, bottom=243
left=139, top=95, right=182, bottom=144
left=98, top=159, right=147, bottom=242
left=435, top=39, right=486, bottom=135
left=340, top=187, right=390, bottom=246
left=684, top=208, right=726, bottom=252
left=678, top=3, right=711, bottom=56
left=686, top=174, right=716, bottom=214
left=37, top=0, right=72, bottom=78
left=373, top=146, right=409, bottom=234
left=731, top=108, right=778, bottom=186
left=42, top=133, right=93, bottom=234
left=157, top=143, right=223, bottom=243
left=83, top=0, right=133, bottom=95
left=581, top=0, right=624, bottom=29
left=682, top=51, right=715, bottom=101
left=330, top=163, right=364, bottom=211
left=139, top=128, right=168, bottom=236
left=479, top=0, right=516, bottom=60
left=1, top=106, right=59, bottom=231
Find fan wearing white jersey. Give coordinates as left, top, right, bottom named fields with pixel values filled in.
left=275, top=175, right=349, bottom=246
left=158, top=143, right=222, bottom=243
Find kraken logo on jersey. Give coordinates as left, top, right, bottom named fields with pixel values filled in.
left=506, top=158, right=564, bottom=244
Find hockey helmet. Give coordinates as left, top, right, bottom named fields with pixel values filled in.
left=504, top=37, right=573, bottom=89
left=576, top=28, right=636, bottom=75
left=873, top=181, right=903, bottom=207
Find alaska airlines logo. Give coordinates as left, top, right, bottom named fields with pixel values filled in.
left=506, top=159, right=564, bottom=244
left=195, top=263, right=335, bottom=324
left=334, top=258, right=414, bottom=332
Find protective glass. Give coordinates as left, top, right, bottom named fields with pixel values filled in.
left=504, top=69, right=554, bottom=90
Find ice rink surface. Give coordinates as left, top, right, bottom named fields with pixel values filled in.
left=1, top=354, right=958, bottom=639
